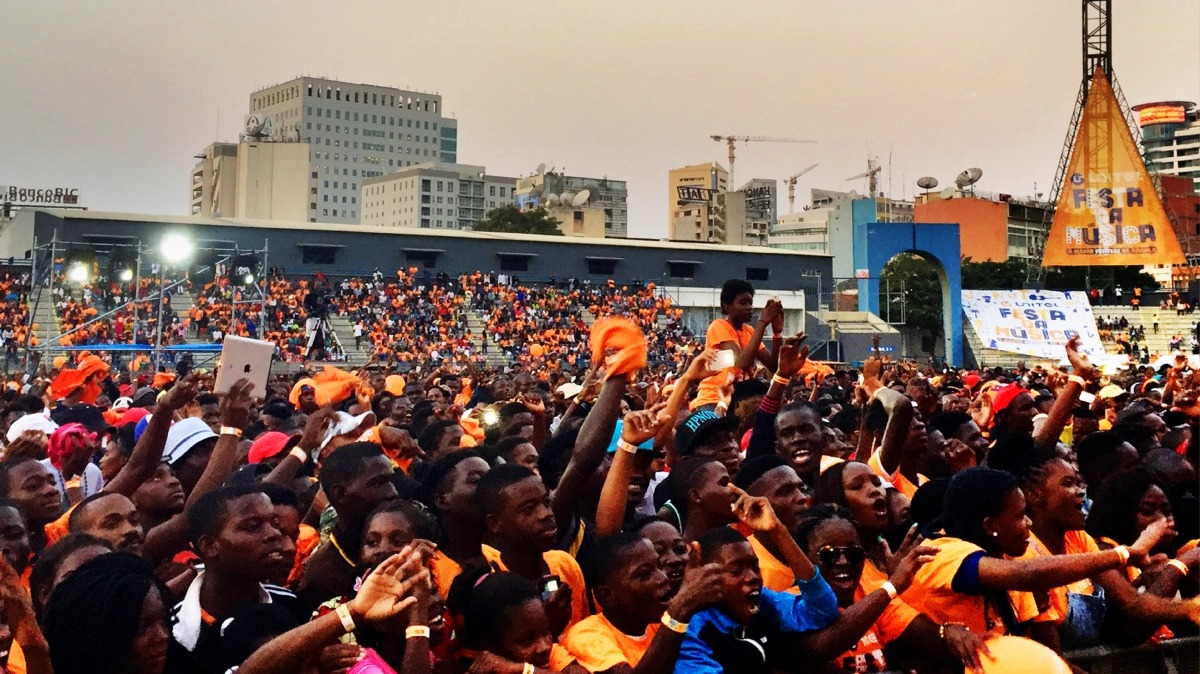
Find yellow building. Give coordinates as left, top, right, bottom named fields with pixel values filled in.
left=546, top=205, right=606, bottom=238
left=190, top=141, right=311, bottom=222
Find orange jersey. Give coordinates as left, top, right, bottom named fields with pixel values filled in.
left=561, top=613, right=659, bottom=672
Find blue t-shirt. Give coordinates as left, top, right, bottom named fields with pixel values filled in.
left=674, top=570, right=838, bottom=674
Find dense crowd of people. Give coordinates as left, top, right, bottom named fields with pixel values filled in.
left=0, top=275, right=1195, bottom=674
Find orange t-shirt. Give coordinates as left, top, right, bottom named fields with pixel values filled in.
left=866, top=450, right=926, bottom=500
left=692, top=319, right=755, bottom=409
left=831, top=561, right=918, bottom=672
left=899, top=537, right=1039, bottom=636
left=481, top=544, right=590, bottom=630
left=748, top=534, right=798, bottom=593
left=44, top=505, right=76, bottom=546
left=1023, top=530, right=1099, bottom=625
left=561, top=613, right=659, bottom=672
left=430, top=551, right=464, bottom=599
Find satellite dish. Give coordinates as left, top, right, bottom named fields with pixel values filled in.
left=955, top=168, right=983, bottom=188
left=560, top=191, right=575, bottom=206
left=917, top=176, right=938, bottom=190
left=572, top=189, right=591, bottom=207
left=938, top=187, right=956, bottom=200
left=545, top=194, right=560, bottom=207
left=536, top=162, right=546, bottom=175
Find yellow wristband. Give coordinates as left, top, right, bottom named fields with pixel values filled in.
left=219, top=425, right=243, bottom=438
left=1167, top=559, right=1190, bottom=576
left=405, top=625, right=430, bottom=639
left=771, top=374, right=791, bottom=386
left=335, top=603, right=356, bottom=633
left=289, top=446, right=308, bottom=463
left=880, top=581, right=898, bottom=600
left=521, top=664, right=535, bottom=674
left=661, top=611, right=689, bottom=633
left=1068, top=375, right=1088, bottom=386
left=1113, top=546, right=1130, bottom=565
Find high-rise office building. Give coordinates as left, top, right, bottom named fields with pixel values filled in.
left=248, top=77, right=459, bottom=225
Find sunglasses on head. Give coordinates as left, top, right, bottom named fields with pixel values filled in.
left=818, top=545, right=865, bottom=567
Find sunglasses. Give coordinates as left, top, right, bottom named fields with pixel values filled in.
left=818, top=545, right=866, bottom=567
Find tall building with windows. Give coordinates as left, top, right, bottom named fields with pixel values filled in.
left=361, top=162, right=516, bottom=230
left=1135, top=101, right=1200, bottom=191
left=189, top=141, right=311, bottom=222
left=247, top=77, right=459, bottom=225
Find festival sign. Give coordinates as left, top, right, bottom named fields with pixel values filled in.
left=1041, top=68, right=1185, bottom=266
left=961, top=289, right=1104, bottom=359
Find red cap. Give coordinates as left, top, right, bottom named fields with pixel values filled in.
left=962, top=372, right=981, bottom=389
left=991, top=384, right=1027, bottom=413
left=248, top=431, right=297, bottom=464
left=117, top=407, right=150, bottom=426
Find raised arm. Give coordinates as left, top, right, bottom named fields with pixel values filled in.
left=978, top=519, right=1172, bottom=593
left=263, top=406, right=335, bottom=486
left=551, top=373, right=627, bottom=530
left=1034, top=336, right=1093, bottom=450
left=142, top=378, right=255, bottom=563
left=595, top=407, right=666, bottom=537
left=746, top=335, right=807, bottom=460
left=729, top=484, right=817, bottom=582
left=105, top=373, right=198, bottom=497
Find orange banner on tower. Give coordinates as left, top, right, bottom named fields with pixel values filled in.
left=1041, top=68, right=1185, bottom=267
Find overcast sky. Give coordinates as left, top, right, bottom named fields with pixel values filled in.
left=2, top=1, right=1198, bottom=238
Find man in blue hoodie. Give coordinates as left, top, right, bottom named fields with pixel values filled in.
left=674, top=486, right=838, bottom=674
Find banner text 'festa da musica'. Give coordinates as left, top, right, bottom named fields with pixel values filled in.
left=961, top=289, right=1104, bottom=360
left=1041, top=68, right=1185, bottom=267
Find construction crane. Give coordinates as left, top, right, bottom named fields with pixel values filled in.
left=846, top=158, right=882, bottom=198
left=784, top=164, right=819, bottom=213
left=710, top=135, right=816, bottom=189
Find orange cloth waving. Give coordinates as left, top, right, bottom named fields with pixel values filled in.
left=49, top=355, right=109, bottom=404
left=590, top=317, right=646, bottom=379
left=311, top=366, right=361, bottom=407
left=289, top=378, right=317, bottom=407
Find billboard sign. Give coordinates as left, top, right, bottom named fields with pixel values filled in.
left=962, top=289, right=1104, bottom=359
left=1, top=186, right=80, bottom=206
left=1042, top=69, right=1186, bottom=266
left=677, top=186, right=711, bottom=203
left=1136, top=104, right=1187, bottom=126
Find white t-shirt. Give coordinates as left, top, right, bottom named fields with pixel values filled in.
left=39, top=460, right=104, bottom=504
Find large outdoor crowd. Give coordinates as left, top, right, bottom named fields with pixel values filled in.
left=0, top=275, right=1194, bottom=674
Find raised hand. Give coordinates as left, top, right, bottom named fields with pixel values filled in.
left=348, top=547, right=429, bottom=624
left=759, top=299, right=783, bottom=327
left=883, top=525, right=923, bottom=576
left=1065, top=335, right=1097, bottom=380
left=522, top=393, right=546, bottom=415
left=886, top=543, right=938, bottom=594
left=543, top=582, right=574, bottom=637
left=684, top=349, right=722, bottom=382
left=667, top=542, right=723, bottom=619
left=943, top=438, right=977, bottom=473
left=159, top=372, right=199, bottom=412
left=621, top=404, right=667, bottom=446
left=1127, top=517, right=1176, bottom=567
left=728, top=484, right=782, bottom=533
left=219, top=378, right=256, bottom=429
left=776, top=333, right=809, bottom=379
left=861, top=357, right=884, bottom=396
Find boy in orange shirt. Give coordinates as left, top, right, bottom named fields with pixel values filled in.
left=691, top=280, right=782, bottom=410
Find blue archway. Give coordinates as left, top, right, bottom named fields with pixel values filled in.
left=852, top=220, right=963, bottom=366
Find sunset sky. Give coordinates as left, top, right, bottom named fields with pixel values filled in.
left=2, top=0, right=1198, bottom=237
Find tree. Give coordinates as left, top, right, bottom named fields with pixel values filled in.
left=961, top=257, right=1028, bottom=290
left=472, top=205, right=563, bottom=236
left=880, top=253, right=943, bottom=355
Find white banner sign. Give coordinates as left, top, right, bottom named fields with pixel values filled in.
left=962, top=289, right=1104, bottom=359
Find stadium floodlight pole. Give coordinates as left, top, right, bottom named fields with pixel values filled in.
left=155, top=233, right=193, bottom=371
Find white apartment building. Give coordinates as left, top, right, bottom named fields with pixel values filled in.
left=361, top=162, right=516, bottom=230
left=248, top=77, right=459, bottom=225
left=770, top=207, right=832, bottom=253
left=190, top=141, right=311, bottom=222
left=1135, top=101, right=1200, bottom=191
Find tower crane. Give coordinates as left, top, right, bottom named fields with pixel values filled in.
left=710, top=135, right=816, bottom=189
left=846, top=158, right=882, bottom=198
left=784, top=164, right=819, bottom=213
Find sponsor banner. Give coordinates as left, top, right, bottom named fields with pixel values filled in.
left=1042, top=69, right=1185, bottom=266
left=962, top=289, right=1103, bottom=359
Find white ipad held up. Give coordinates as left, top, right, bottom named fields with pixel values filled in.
left=214, top=335, right=275, bottom=398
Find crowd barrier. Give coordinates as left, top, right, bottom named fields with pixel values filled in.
left=1066, top=636, right=1198, bottom=674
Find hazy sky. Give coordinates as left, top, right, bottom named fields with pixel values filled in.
left=2, top=1, right=1198, bottom=238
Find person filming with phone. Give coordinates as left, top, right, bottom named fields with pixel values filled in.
left=690, top=279, right=783, bottom=412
